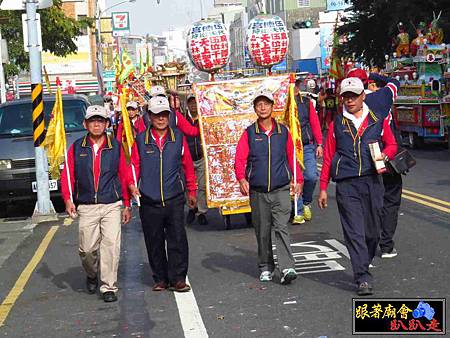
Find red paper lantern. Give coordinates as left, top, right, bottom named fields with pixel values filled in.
left=187, top=20, right=230, bottom=73
left=247, top=15, right=289, bottom=68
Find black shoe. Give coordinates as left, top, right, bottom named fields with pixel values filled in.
left=197, top=214, right=208, bottom=225
left=186, top=209, right=196, bottom=224
left=86, top=277, right=98, bottom=294
left=357, top=282, right=373, bottom=296
left=103, top=291, right=117, bottom=302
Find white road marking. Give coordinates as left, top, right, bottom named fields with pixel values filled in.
left=173, top=276, right=208, bottom=338
left=325, top=239, right=350, bottom=259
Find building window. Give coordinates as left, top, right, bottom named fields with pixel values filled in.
left=297, top=0, right=310, bottom=7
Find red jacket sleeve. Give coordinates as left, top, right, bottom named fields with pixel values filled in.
left=118, top=147, right=131, bottom=207
left=176, top=110, right=199, bottom=137
left=234, top=130, right=249, bottom=181
left=116, top=121, right=123, bottom=142
left=309, top=101, right=323, bottom=145
left=286, top=131, right=304, bottom=184
left=181, top=136, right=197, bottom=198
left=61, top=144, right=75, bottom=203
left=320, top=122, right=336, bottom=191
left=129, top=142, right=140, bottom=185
left=381, top=116, right=398, bottom=160
left=136, top=117, right=147, bottom=134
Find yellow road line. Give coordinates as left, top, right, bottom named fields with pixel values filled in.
left=401, top=194, right=450, bottom=213
left=316, top=163, right=450, bottom=213
left=402, top=189, right=450, bottom=207
left=0, top=226, right=59, bottom=327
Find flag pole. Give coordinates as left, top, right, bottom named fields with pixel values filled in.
left=63, top=148, right=73, bottom=203
left=129, top=145, right=140, bottom=207
left=292, top=83, right=299, bottom=218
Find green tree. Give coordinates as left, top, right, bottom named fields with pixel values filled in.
left=1, top=0, right=93, bottom=77
left=337, top=0, right=449, bottom=67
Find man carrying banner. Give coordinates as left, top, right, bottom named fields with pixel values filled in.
left=235, top=89, right=303, bottom=285
left=61, top=105, right=132, bottom=302
left=128, top=96, right=197, bottom=292
left=184, top=94, right=208, bottom=225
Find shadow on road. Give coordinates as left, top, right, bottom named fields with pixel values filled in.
left=37, top=262, right=85, bottom=292
left=201, top=246, right=258, bottom=279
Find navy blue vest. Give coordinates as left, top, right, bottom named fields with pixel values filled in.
left=185, top=115, right=203, bottom=161
left=295, top=95, right=314, bottom=145
left=73, top=134, right=122, bottom=205
left=331, top=111, right=384, bottom=181
left=246, top=120, right=291, bottom=192
left=136, top=127, right=184, bottom=205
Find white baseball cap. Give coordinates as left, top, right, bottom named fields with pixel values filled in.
left=186, top=93, right=196, bottom=102
left=150, top=85, right=166, bottom=97
left=148, top=96, right=171, bottom=114
left=126, top=101, right=138, bottom=109
left=340, top=77, right=364, bottom=95
left=253, top=89, right=274, bottom=103
left=85, top=105, right=108, bottom=120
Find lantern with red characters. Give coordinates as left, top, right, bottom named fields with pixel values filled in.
left=187, top=20, right=230, bottom=79
left=247, top=15, right=289, bottom=72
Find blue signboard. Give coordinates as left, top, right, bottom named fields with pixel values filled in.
left=272, top=58, right=287, bottom=71
left=326, top=0, right=352, bottom=11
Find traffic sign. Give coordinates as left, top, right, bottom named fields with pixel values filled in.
left=111, top=11, right=130, bottom=37
left=0, top=0, right=52, bottom=10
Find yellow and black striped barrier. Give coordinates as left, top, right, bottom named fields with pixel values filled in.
left=31, top=83, right=45, bottom=147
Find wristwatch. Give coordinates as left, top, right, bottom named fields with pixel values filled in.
left=317, top=144, right=323, bottom=147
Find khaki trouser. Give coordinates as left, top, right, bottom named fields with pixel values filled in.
left=77, top=201, right=122, bottom=293
left=194, top=159, right=208, bottom=215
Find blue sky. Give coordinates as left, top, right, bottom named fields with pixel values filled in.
left=105, top=0, right=215, bottom=36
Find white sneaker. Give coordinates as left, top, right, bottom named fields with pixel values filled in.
left=280, top=268, right=297, bottom=285
left=381, top=248, right=398, bottom=259
left=259, top=271, right=273, bottom=282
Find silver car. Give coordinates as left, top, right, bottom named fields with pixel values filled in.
left=0, top=95, right=90, bottom=217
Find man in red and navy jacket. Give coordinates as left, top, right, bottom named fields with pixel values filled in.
left=150, top=85, right=200, bottom=137
left=318, top=77, right=398, bottom=296
left=348, top=69, right=403, bottom=259
left=128, top=96, right=197, bottom=293
left=235, top=89, right=303, bottom=285
left=61, top=105, right=132, bottom=303
left=116, top=100, right=147, bottom=142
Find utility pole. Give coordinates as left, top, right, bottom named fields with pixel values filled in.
left=25, top=0, right=56, bottom=222
left=0, top=29, right=6, bottom=103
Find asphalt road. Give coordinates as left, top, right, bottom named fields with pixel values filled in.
left=0, top=145, right=448, bottom=337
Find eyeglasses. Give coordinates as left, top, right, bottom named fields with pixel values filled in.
left=87, top=117, right=108, bottom=123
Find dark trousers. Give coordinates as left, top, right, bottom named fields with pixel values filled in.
left=336, top=175, right=384, bottom=284
left=380, top=172, right=402, bottom=253
left=139, top=194, right=188, bottom=284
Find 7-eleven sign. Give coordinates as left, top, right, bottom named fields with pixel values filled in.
left=112, top=12, right=130, bottom=37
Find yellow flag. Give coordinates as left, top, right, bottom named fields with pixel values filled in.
left=139, top=50, right=145, bottom=75
left=120, top=91, right=134, bottom=163
left=119, top=49, right=135, bottom=84
left=284, top=83, right=304, bottom=169
left=42, top=86, right=66, bottom=179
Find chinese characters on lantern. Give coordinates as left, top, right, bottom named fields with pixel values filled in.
left=247, top=15, right=289, bottom=68
left=187, top=20, right=230, bottom=73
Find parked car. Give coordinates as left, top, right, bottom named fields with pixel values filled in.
left=0, top=94, right=90, bottom=217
